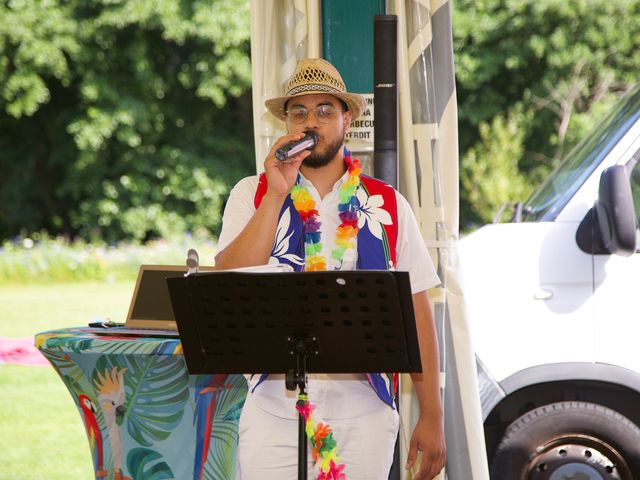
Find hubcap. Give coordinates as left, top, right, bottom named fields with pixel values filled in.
left=526, top=435, right=631, bottom=480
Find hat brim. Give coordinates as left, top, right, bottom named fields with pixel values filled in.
left=265, top=90, right=366, bottom=123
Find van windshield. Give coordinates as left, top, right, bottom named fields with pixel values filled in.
left=522, top=85, right=640, bottom=222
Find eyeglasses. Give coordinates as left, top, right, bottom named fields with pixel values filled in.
left=285, top=105, right=344, bottom=124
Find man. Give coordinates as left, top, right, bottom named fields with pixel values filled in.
left=215, top=58, right=445, bottom=480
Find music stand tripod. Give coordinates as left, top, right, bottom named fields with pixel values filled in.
left=167, top=269, right=422, bottom=480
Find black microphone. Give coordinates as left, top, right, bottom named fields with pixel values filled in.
left=275, top=131, right=318, bottom=161
left=185, top=248, right=199, bottom=276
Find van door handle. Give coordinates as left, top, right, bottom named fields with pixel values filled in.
left=533, top=288, right=553, bottom=300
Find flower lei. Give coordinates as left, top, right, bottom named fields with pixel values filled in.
left=289, top=148, right=360, bottom=479
left=296, top=395, right=346, bottom=480
left=289, top=148, right=362, bottom=272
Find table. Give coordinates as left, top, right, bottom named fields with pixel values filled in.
left=36, top=328, right=247, bottom=480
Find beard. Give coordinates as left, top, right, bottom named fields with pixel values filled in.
left=303, top=135, right=343, bottom=169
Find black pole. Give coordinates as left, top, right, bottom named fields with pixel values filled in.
left=373, top=15, right=398, bottom=189
left=298, top=406, right=307, bottom=480
left=296, top=339, right=308, bottom=480
left=375, top=18, right=401, bottom=480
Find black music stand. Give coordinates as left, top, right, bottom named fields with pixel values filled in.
left=167, top=270, right=422, bottom=480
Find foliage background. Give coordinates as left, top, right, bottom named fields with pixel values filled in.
left=0, top=0, right=253, bottom=243
left=1, top=0, right=640, bottom=244
left=454, top=0, right=640, bottom=227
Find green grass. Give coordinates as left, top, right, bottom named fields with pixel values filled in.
left=0, top=365, right=95, bottom=480
left=0, top=281, right=134, bottom=337
left=0, top=281, right=134, bottom=480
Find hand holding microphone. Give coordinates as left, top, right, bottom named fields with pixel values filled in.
left=263, top=131, right=316, bottom=198
left=275, top=131, right=317, bottom=161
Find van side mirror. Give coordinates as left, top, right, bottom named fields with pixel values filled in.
left=594, top=165, right=638, bottom=256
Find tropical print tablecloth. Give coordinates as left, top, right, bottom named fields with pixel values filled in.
left=36, top=328, right=247, bottom=480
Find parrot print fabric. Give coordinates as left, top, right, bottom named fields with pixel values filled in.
left=94, top=367, right=129, bottom=480
left=36, top=328, right=247, bottom=480
left=78, top=394, right=108, bottom=478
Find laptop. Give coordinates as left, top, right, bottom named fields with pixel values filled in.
left=124, top=264, right=214, bottom=331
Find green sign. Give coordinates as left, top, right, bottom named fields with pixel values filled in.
left=321, top=0, right=385, bottom=94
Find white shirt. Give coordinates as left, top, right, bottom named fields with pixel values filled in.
left=217, top=170, right=440, bottom=419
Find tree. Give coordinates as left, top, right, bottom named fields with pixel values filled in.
left=0, top=0, right=253, bottom=242
left=453, top=0, right=640, bottom=228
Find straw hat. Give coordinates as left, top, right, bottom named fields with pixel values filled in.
left=265, top=58, right=366, bottom=122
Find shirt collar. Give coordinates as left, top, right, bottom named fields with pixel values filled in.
left=298, top=168, right=350, bottom=193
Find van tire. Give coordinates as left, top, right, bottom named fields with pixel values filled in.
left=490, top=401, right=640, bottom=479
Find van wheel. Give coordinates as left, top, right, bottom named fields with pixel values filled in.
left=490, top=401, right=640, bottom=480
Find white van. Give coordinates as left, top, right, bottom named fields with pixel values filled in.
left=458, top=85, right=640, bottom=479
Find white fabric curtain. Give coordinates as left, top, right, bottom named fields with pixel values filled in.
left=249, top=1, right=489, bottom=478
left=391, top=1, right=489, bottom=478
left=249, top=0, right=321, bottom=172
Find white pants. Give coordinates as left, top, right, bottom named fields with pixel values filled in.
left=236, top=393, right=399, bottom=480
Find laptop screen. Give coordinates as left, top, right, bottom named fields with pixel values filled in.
left=130, top=269, right=183, bottom=322
left=125, top=265, right=213, bottom=330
